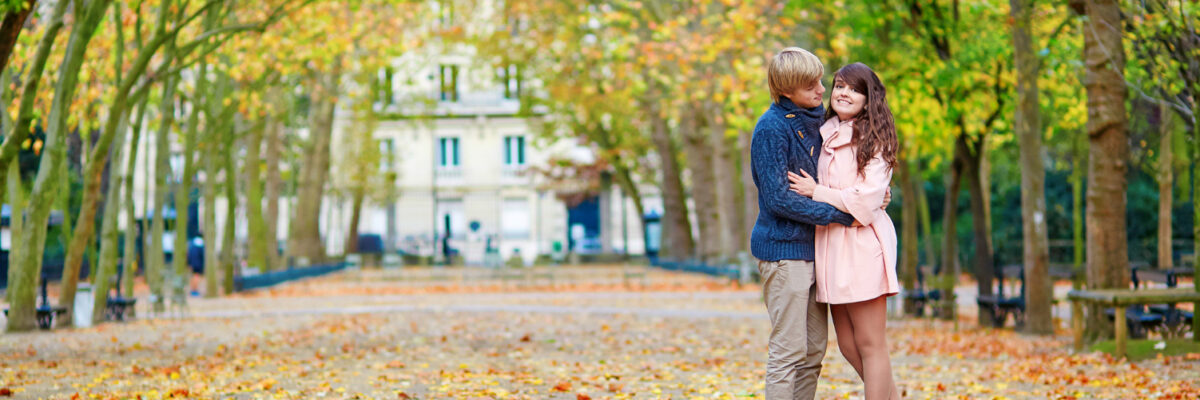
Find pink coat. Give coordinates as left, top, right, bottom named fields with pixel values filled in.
left=811, top=116, right=899, bottom=304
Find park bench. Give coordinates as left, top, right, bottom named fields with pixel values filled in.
left=622, top=261, right=648, bottom=287
left=653, top=259, right=742, bottom=282
left=1048, top=262, right=1079, bottom=280
left=975, top=264, right=1026, bottom=328
left=902, top=265, right=941, bottom=317
left=104, top=263, right=137, bottom=322
left=234, top=262, right=348, bottom=291
left=1128, top=264, right=1194, bottom=338
left=1068, top=288, right=1200, bottom=358
left=2, top=275, right=68, bottom=329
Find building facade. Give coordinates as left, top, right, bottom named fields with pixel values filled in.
left=317, top=56, right=654, bottom=265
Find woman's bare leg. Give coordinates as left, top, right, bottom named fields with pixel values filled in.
left=847, top=296, right=899, bottom=400
left=830, top=304, right=864, bottom=378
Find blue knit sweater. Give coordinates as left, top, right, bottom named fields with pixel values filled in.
left=750, top=98, right=855, bottom=261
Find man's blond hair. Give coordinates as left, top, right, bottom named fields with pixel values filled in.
left=768, top=47, right=824, bottom=104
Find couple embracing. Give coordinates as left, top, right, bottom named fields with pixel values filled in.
left=750, top=47, right=901, bottom=400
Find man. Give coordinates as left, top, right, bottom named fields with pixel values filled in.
left=749, top=47, right=859, bottom=400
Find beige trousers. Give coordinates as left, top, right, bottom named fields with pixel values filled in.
left=759, top=259, right=828, bottom=400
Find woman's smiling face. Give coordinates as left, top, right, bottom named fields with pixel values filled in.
left=830, top=77, right=867, bottom=120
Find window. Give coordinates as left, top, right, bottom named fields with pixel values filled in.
left=498, top=64, right=520, bottom=99
left=436, top=200, right=465, bottom=239
left=503, top=135, right=525, bottom=166
left=500, top=199, right=530, bottom=238
left=438, top=137, right=460, bottom=167
left=169, top=152, right=184, bottom=182
left=436, top=0, right=454, bottom=27
left=439, top=64, right=459, bottom=102
left=377, top=67, right=394, bottom=106
left=378, top=139, right=394, bottom=171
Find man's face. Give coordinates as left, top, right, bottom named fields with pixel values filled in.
left=787, top=79, right=825, bottom=109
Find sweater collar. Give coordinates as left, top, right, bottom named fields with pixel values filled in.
left=772, top=97, right=825, bottom=122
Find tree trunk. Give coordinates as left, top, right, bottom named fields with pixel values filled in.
left=962, top=134, right=996, bottom=327
left=222, top=124, right=238, bottom=294
left=641, top=83, right=693, bottom=261
left=1, top=0, right=68, bottom=329
left=122, top=95, right=150, bottom=301
left=346, top=188, right=364, bottom=254
left=171, top=94, right=201, bottom=306
left=1190, top=106, right=1199, bottom=337
left=1, top=66, right=13, bottom=307
left=1157, top=102, right=1173, bottom=270
left=185, top=62, right=214, bottom=297
left=288, top=61, right=343, bottom=264
left=0, top=0, right=36, bottom=75
left=1012, top=0, right=1052, bottom=335
left=898, top=158, right=920, bottom=315
left=708, top=102, right=741, bottom=261
left=0, top=0, right=66, bottom=219
left=916, top=165, right=936, bottom=270
left=203, top=138, right=219, bottom=296
left=90, top=118, right=128, bottom=324
left=264, top=117, right=283, bottom=270
left=4, top=160, right=23, bottom=312
left=740, top=122, right=757, bottom=254
left=245, top=122, right=268, bottom=270
left=981, top=142, right=993, bottom=253
left=937, top=151, right=964, bottom=320
left=147, top=75, right=178, bottom=313
left=62, top=0, right=169, bottom=319
left=650, top=115, right=694, bottom=260
left=10, top=0, right=107, bottom=330
left=1083, top=0, right=1130, bottom=343
left=1071, top=137, right=1086, bottom=288
left=683, top=112, right=720, bottom=263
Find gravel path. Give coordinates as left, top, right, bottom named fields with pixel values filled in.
left=1, top=265, right=1196, bottom=399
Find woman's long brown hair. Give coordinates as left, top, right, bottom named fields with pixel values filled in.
left=824, top=63, right=898, bottom=177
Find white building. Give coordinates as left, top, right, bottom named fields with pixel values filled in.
left=317, top=59, right=654, bottom=265
left=117, top=0, right=656, bottom=267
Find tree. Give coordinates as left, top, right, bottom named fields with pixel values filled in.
left=477, top=0, right=658, bottom=258
left=88, top=106, right=130, bottom=324
left=58, top=0, right=303, bottom=317
left=1011, top=0, right=1052, bottom=335
left=287, top=55, right=341, bottom=263
left=1081, top=0, right=1130, bottom=342
left=492, top=0, right=801, bottom=262
left=6, top=0, right=106, bottom=332
left=0, top=0, right=35, bottom=75
left=262, top=87, right=289, bottom=271
left=122, top=94, right=151, bottom=302
left=272, top=0, right=414, bottom=263
left=0, top=0, right=68, bottom=211
left=1124, top=0, right=1199, bottom=336
left=895, top=0, right=1014, bottom=323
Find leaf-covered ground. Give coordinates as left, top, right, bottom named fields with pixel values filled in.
left=1, top=265, right=1197, bottom=399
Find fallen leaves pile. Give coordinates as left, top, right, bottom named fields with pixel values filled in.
left=0, top=265, right=1196, bottom=399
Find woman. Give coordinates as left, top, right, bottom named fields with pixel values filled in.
left=787, top=62, right=900, bottom=400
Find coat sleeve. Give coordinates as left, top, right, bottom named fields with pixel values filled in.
left=752, top=124, right=856, bottom=227
left=812, top=154, right=891, bottom=225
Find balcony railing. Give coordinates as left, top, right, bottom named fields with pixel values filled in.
left=435, top=167, right=463, bottom=184
left=501, top=164, right=527, bottom=184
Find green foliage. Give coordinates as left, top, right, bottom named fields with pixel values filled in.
left=0, top=0, right=29, bottom=15
left=1091, top=338, right=1200, bottom=361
